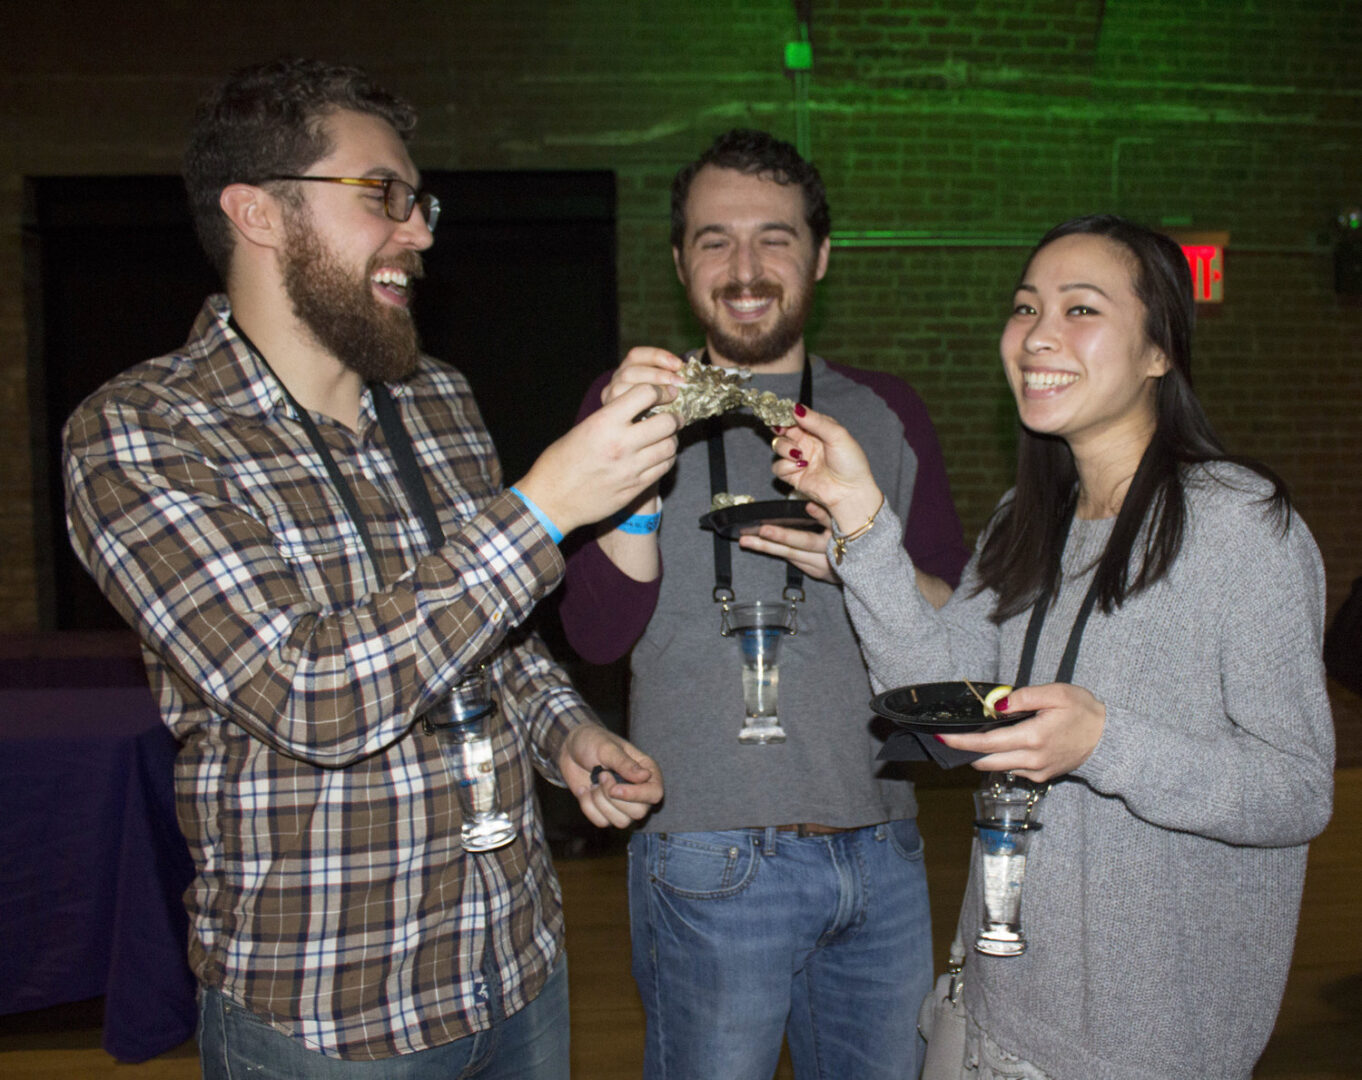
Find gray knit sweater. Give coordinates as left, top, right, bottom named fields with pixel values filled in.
left=837, top=463, right=1334, bottom=1080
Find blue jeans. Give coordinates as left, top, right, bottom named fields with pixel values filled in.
left=629, top=821, right=932, bottom=1080
left=197, top=956, right=569, bottom=1079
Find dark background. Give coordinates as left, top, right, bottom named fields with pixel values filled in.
left=27, top=170, right=617, bottom=632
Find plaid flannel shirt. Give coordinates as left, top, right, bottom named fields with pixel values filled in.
left=63, top=296, right=595, bottom=1059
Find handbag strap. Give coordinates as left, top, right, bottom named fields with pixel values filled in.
left=944, top=890, right=968, bottom=1000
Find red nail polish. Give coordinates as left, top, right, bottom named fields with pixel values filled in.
left=933, top=734, right=946, bottom=743
left=794, top=403, right=807, bottom=417
left=995, top=696, right=1009, bottom=712
left=789, top=448, right=803, bottom=460
left=795, top=460, right=807, bottom=468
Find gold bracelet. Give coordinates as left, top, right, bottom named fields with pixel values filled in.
left=831, top=493, right=885, bottom=565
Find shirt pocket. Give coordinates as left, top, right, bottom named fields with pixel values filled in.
left=270, top=521, right=360, bottom=562
left=264, top=515, right=373, bottom=600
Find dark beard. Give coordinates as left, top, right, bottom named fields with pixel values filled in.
left=694, top=277, right=814, bottom=367
left=280, top=213, right=424, bottom=383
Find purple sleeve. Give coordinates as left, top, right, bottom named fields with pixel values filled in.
left=555, top=370, right=663, bottom=664
left=830, top=363, right=971, bottom=587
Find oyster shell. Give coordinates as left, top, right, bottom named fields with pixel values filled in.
left=745, top=389, right=798, bottom=428
left=646, top=356, right=798, bottom=429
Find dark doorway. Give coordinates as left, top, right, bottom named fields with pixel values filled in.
left=25, top=171, right=618, bottom=631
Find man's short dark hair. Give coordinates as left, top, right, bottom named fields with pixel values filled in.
left=183, top=57, right=418, bottom=279
left=669, top=128, right=831, bottom=251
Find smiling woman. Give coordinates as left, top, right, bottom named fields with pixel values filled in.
left=976, top=215, right=1288, bottom=622
left=1000, top=232, right=1170, bottom=509
left=768, top=213, right=1334, bottom=1080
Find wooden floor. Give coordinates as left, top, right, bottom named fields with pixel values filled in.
left=4, top=767, right=1360, bottom=1079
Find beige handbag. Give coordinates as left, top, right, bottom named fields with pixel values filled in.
left=917, top=932, right=968, bottom=1079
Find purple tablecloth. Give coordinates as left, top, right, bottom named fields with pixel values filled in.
left=0, top=684, right=197, bottom=1062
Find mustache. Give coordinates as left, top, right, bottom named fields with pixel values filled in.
left=370, top=252, right=427, bottom=280
left=714, top=280, right=782, bottom=303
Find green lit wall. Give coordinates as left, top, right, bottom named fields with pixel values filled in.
left=0, top=0, right=1358, bottom=628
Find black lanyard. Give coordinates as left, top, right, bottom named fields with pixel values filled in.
left=227, top=317, right=445, bottom=585
left=704, top=350, right=813, bottom=603
left=1013, top=509, right=1103, bottom=687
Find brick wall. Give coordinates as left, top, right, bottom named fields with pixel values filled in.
left=1, top=0, right=1358, bottom=631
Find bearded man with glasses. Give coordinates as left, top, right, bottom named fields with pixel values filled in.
left=62, top=57, right=679, bottom=1079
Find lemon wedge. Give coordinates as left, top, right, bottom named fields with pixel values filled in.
left=982, top=684, right=1012, bottom=720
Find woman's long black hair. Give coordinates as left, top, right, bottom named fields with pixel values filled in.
left=975, top=214, right=1290, bottom=623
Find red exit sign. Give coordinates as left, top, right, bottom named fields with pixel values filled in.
left=1182, top=245, right=1223, bottom=303
left=1168, top=230, right=1228, bottom=303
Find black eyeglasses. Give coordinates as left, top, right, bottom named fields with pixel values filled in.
left=263, top=175, right=440, bottom=230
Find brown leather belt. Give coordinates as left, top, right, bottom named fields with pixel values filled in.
left=774, top=823, right=860, bottom=837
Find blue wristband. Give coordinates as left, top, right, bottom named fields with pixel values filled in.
left=508, top=486, right=564, bottom=544
left=614, top=510, right=661, bottom=534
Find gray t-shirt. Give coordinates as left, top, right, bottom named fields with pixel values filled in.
left=628, top=357, right=930, bottom=832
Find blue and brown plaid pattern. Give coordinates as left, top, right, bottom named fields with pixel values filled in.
left=64, top=296, right=590, bottom=1058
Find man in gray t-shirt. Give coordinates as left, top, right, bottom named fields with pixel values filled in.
left=558, top=129, right=969, bottom=1080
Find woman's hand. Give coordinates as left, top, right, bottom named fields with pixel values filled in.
left=770, top=406, right=883, bottom=532
left=736, top=501, right=838, bottom=582
left=938, top=682, right=1107, bottom=783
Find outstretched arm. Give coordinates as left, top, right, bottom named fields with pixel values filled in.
left=759, top=406, right=951, bottom=605
left=556, top=350, right=686, bottom=663
left=513, top=379, right=680, bottom=537
left=770, top=406, right=887, bottom=537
